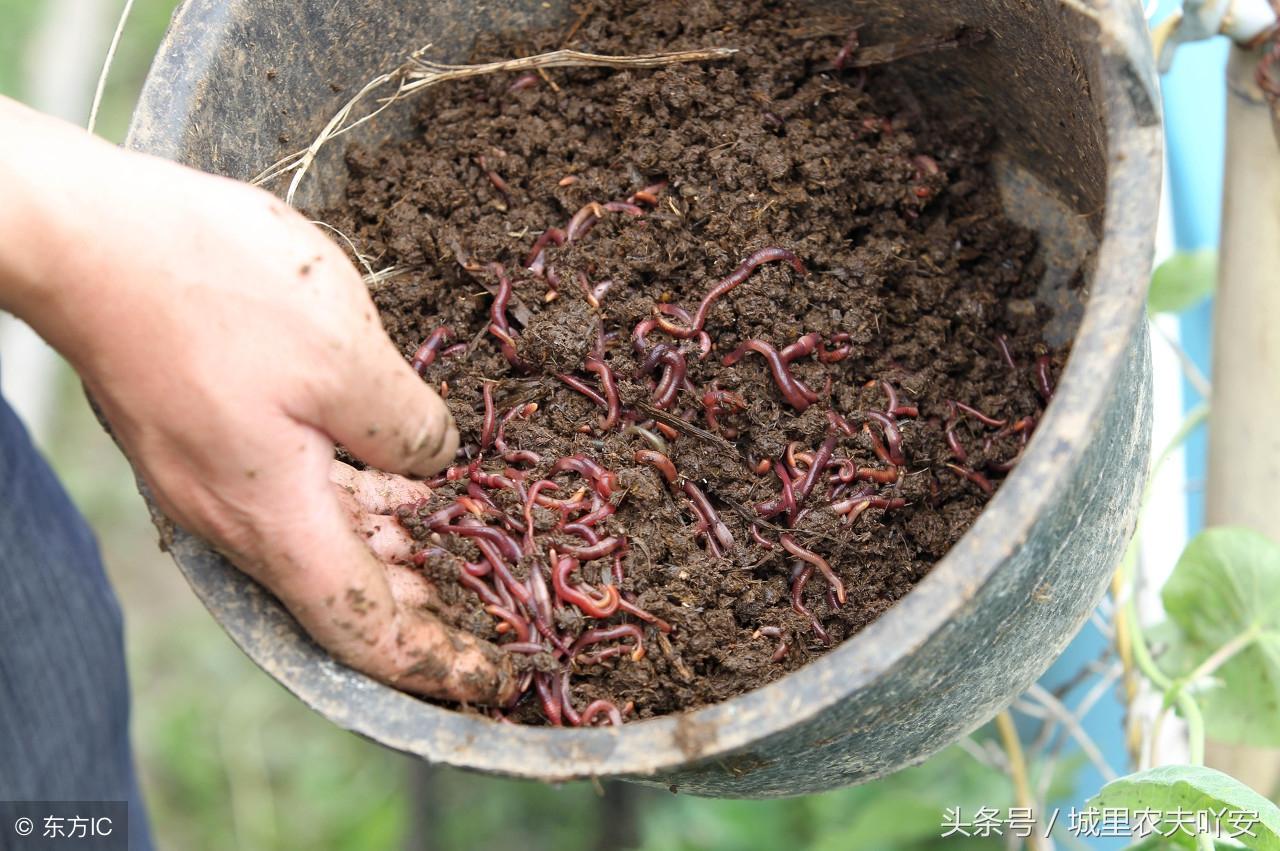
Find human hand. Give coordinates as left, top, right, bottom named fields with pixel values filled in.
left=0, top=98, right=514, bottom=705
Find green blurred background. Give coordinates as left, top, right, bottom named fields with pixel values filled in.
left=0, top=2, right=1035, bottom=848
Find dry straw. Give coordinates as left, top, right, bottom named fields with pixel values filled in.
left=251, top=45, right=738, bottom=207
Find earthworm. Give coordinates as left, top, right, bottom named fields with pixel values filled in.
left=757, top=461, right=797, bottom=520
left=563, top=522, right=600, bottom=545
left=485, top=604, right=532, bottom=643
left=634, top=449, right=678, bottom=484
left=683, top=481, right=735, bottom=553
left=591, top=278, right=616, bottom=306
left=579, top=700, right=624, bottom=726
left=477, top=156, right=512, bottom=200
left=722, top=340, right=817, bottom=411
left=551, top=551, right=620, bottom=618
left=833, top=28, right=861, bottom=70
left=604, top=200, right=644, bottom=217
left=435, top=520, right=524, bottom=563
left=569, top=624, right=646, bottom=662
left=789, top=564, right=831, bottom=644
left=944, top=402, right=968, bottom=463
left=575, top=497, right=617, bottom=528
left=534, top=673, right=562, bottom=726
left=525, top=226, right=566, bottom=272
left=951, top=400, right=1006, bottom=428
left=996, top=335, right=1017, bottom=369
left=793, top=431, right=839, bottom=511
left=880, top=380, right=919, bottom=417
left=557, top=372, right=609, bottom=408
left=1035, top=355, right=1055, bottom=403
left=495, top=403, right=537, bottom=453
left=623, top=424, right=668, bottom=454
left=523, top=480, right=559, bottom=550
left=755, top=625, right=789, bottom=661
left=779, top=332, right=821, bottom=363
left=749, top=524, right=776, bottom=550
left=411, top=327, right=454, bottom=374
left=458, top=572, right=504, bottom=607
left=780, top=533, right=845, bottom=605
left=638, top=344, right=688, bottom=409
left=503, top=450, right=541, bottom=466
left=584, top=356, right=621, bottom=429
left=864, top=411, right=906, bottom=466
left=554, top=672, right=583, bottom=726
left=651, top=305, right=713, bottom=357
left=946, top=463, right=994, bottom=496
left=480, top=383, right=497, bottom=449
left=827, top=410, right=856, bottom=436
left=560, top=536, right=624, bottom=561
left=681, top=247, right=808, bottom=333
left=701, top=386, right=747, bottom=435
left=503, top=641, right=547, bottom=655
left=616, top=597, right=672, bottom=633
left=566, top=202, right=605, bottom=242
left=817, top=332, right=853, bottom=364
left=508, top=72, right=540, bottom=91
left=553, top=456, right=619, bottom=498
left=627, top=181, right=667, bottom=205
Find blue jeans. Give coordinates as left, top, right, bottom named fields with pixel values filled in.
left=0, top=387, right=153, bottom=850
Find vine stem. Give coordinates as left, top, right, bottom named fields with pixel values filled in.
left=1111, top=402, right=1210, bottom=765
left=994, top=710, right=1045, bottom=851
left=1147, top=625, right=1260, bottom=768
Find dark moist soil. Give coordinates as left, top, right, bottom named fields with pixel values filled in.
left=319, top=0, right=1064, bottom=723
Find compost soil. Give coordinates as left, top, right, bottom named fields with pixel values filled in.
left=319, top=0, right=1063, bottom=722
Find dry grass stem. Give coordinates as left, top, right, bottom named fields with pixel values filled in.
left=252, top=45, right=737, bottom=205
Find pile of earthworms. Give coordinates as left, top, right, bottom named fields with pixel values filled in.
left=394, top=169, right=1056, bottom=727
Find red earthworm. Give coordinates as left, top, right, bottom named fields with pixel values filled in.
left=469, top=468, right=521, bottom=493
left=652, top=305, right=713, bottom=357
left=495, top=402, right=537, bottom=453
left=566, top=202, right=605, bottom=242
left=584, top=357, right=620, bottom=429
left=435, top=520, right=523, bottom=563
left=534, top=673, right=562, bottom=726
left=701, top=385, right=747, bottom=436
left=557, top=372, right=609, bottom=409
left=854, top=466, right=900, bottom=484
left=771, top=641, right=789, bottom=662
left=1035, top=355, right=1055, bottom=402
left=457, top=572, right=504, bottom=607
left=485, top=604, right=531, bottom=643
left=946, top=463, right=994, bottom=495
left=611, top=552, right=624, bottom=585
left=616, top=597, right=672, bottom=633
left=628, top=181, right=667, bottom=205
left=508, top=72, right=540, bottom=91
left=556, top=672, right=582, bottom=726
left=525, top=226, right=566, bottom=273
left=631, top=317, right=661, bottom=353
left=569, top=624, right=645, bottom=662
left=753, top=457, right=772, bottom=475
left=563, top=522, right=600, bottom=545
left=749, top=524, right=776, bottom=550
left=794, top=431, right=839, bottom=510
left=503, top=642, right=547, bottom=655
left=411, top=500, right=470, bottom=529
left=833, top=27, right=861, bottom=70
left=523, top=480, right=559, bottom=551
left=579, top=700, right=624, bottom=726
left=864, top=411, right=906, bottom=466
left=591, top=278, right=616, bottom=306
left=690, top=248, right=807, bottom=332
left=817, top=332, right=853, bottom=364
left=944, top=402, right=968, bottom=463
left=604, top=200, right=644, bottom=216
left=411, top=327, right=453, bottom=374
left=528, top=561, right=553, bottom=621
left=480, top=383, right=497, bottom=449
left=503, top=450, right=541, bottom=467
left=637, top=344, right=688, bottom=409
left=881, top=380, right=919, bottom=417
left=683, top=481, right=735, bottom=552
left=996, top=335, right=1017, bottom=369
left=456, top=495, right=490, bottom=518
left=790, top=565, right=831, bottom=644
left=780, top=332, right=821, bottom=363
left=634, top=449, right=678, bottom=484
left=553, top=456, right=619, bottom=498
left=722, top=340, right=817, bottom=410
left=488, top=263, right=514, bottom=336
left=560, top=536, right=624, bottom=561
left=461, top=558, right=491, bottom=578
left=622, top=424, right=667, bottom=454
left=757, top=462, right=797, bottom=520
left=827, top=410, right=856, bottom=437
left=952, top=400, right=1007, bottom=428
left=478, top=156, right=512, bottom=200
left=551, top=551, right=620, bottom=618
left=783, top=441, right=808, bottom=475
left=441, top=343, right=467, bottom=359
left=575, top=498, right=617, bottom=528
left=780, top=534, right=845, bottom=605
left=535, top=486, right=589, bottom=511
left=757, top=625, right=782, bottom=638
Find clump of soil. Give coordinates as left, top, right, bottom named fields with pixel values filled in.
left=319, top=0, right=1063, bottom=723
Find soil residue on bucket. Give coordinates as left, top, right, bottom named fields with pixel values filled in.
left=318, top=0, right=1064, bottom=723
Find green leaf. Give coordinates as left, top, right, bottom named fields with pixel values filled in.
left=1148, top=251, right=1216, bottom=315
left=1160, top=527, right=1280, bottom=745
left=1090, top=765, right=1280, bottom=851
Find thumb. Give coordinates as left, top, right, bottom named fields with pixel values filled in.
left=317, top=335, right=460, bottom=478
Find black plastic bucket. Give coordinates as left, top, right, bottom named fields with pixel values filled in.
left=127, top=0, right=1160, bottom=798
